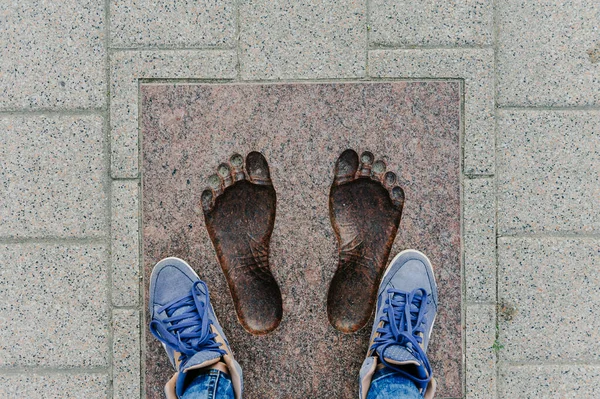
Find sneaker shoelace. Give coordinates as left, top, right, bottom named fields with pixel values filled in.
left=370, top=287, right=433, bottom=390
left=150, top=281, right=226, bottom=366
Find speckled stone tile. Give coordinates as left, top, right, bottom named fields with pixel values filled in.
left=370, top=0, right=493, bottom=47
left=369, top=49, right=494, bottom=176
left=500, top=365, right=600, bottom=398
left=0, top=0, right=105, bottom=110
left=113, top=309, right=140, bottom=399
left=466, top=304, right=496, bottom=399
left=497, top=0, right=600, bottom=106
left=110, top=50, right=237, bottom=178
left=0, top=374, right=108, bottom=398
left=498, top=111, right=600, bottom=235
left=112, top=180, right=140, bottom=306
left=110, top=0, right=235, bottom=48
left=239, top=1, right=366, bottom=80
left=0, top=116, right=107, bottom=238
left=141, top=82, right=462, bottom=398
left=0, top=244, right=108, bottom=367
left=499, top=238, right=600, bottom=363
left=464, top=178, right=496, bottom=302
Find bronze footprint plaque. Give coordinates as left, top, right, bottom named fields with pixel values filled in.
left=142, top=82, right=462, bottom=398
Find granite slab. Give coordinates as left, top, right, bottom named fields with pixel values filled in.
left=141, top=82, right=462, bottom=398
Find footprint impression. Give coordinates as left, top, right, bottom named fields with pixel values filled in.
left=201, top=152, right=282, bottom=335
left=327, top=149, right=405, bottom=333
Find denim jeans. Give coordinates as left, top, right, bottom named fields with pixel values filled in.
left=181, top=369, right=235, bottom=399
left=366, top=367, right=422, bottom=399
left=180, top=367, right=421, bottom=399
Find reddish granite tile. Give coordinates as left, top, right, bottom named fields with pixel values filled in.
left=141, top=82, right=462, bottom=398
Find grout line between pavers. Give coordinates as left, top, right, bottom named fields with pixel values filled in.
left=112, top=177, right=141, bottom=182
left=0, top=237, right=108, bottom=245
left=465, top=301, right=497, bottom=307
left=140, top=77, right=463, bottom=85
left=501, top=361, right=600, bottom=367
left=498, top=233, right=600, bottom=239
left=235, top=0, right=241, bottom=80
left=464, top=174, right=494, bottom=179
left=459, top=78, right=467, bottom=399
left=365, top=0, right=370, bottom=76
left=138, top=79, right=147, bottom=399
left=105, top=0, right=116, bottom=397
left=113, top=305, right=141, bottom=310
left=0, top=109, right=105, bottom=116
left=108, top=46, right=236, bottom=53
left=493, top=0, right=502, bottom=396
left=0, top=368, right=110, bottom=375
left=498, top=106, right=600, bottom=111
left=368, top=44, right=494, bottom=50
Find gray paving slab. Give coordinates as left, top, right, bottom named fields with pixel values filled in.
left=110, top=50, right=237, bottom=178
left=0, top=116, right=107, bottom=238
left=112, top=309, right=140, bottom=399
left=0, top=374, right=108, bottom=398
left=239, top=1, right=366, bottom=80
left=0, top=1, right=105, bottom=110
left=369, top=49, right=495, bottom=175
left=498, top=111, right=600, bottom=235
left=497, top=0, right=600, bottom=106
left=500, top=365, right=600, bottom=398
left=369, top=0, right=492, bottom=47
left=110, top=0, right=235, bottom=48
left=498, top=238, right=600, bottom=363
left=112, top=180, right=140, bottom=307
left=466, top=304, right=496, bottom=399
left=0, top=244, right=108, bottom=367
left=464, top=178, right=496, bottom=302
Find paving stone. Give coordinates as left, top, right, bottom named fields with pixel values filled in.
left=110, top=50, right=237, bottom=178
left=0, top=1, right=105, bottom=109
left=497, top=0, right=600, bottom=106
left=498, top=111, right=600, bottom=235
left=369, top=49, right=494, bottom=175
left=0, top=116, right=107, bottom=238
left=113, top=309, right=140, bottom=399
left=112, top=180, right=140, bottom=306
left=466, top=304, right=496, bottom=399
left=369, top=0, right=493, bottom=47
left=464, top=178, right=496, bottom=302
left=239, top=0, right=366, bottom=80
left=0, top=244, right=108, bottom=367
left=0, top=373, right=108, bottom=398
left=110, top=0, right=235, bottom=48
left=498, top=238, right=600, bottom=363
left=500, top=365, right=600, bottom=398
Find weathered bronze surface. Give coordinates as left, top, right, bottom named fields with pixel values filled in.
left=201, top=152, right=282, bottom=335
left=328, top=149, right=404, bottom=333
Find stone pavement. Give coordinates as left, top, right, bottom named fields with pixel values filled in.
left=0, top=1, right=598, bottom=398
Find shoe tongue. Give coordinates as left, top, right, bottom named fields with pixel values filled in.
left=378, top=344, right=419, bottom=365
left=377, top=345, right=429, bottom=382
left=181, top=349, right=222, bottom=371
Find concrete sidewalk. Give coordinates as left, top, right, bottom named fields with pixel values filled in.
left=1, top=1, right=599, bottom=398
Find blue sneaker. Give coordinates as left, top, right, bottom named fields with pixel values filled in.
left=149, top=257, right=243, bottom=399
left=358, top=250, right=438, bottom=399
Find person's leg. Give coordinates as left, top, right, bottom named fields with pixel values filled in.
left=180, top=369, right=235, bottom=399
left=366, top=368, right=422, bottom=399
left=148, top=257, right=243, bottom=399
left=358, top=249, right=438, bottom=399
